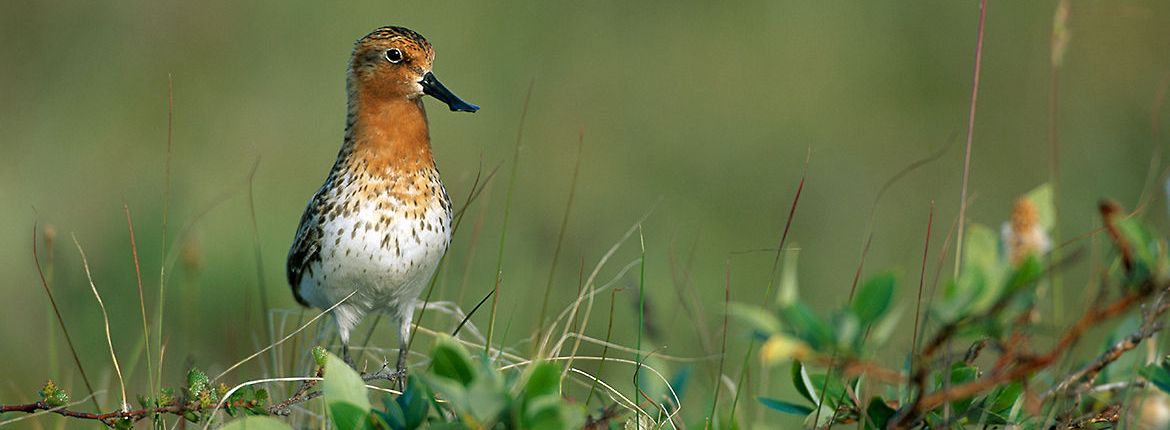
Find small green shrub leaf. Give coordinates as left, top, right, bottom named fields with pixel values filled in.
left=864, top=397, right=896, bottom=430
left=396, top=376, right=430, bottom=429
left=988, top=381, right=1023, bottom=414
left=809, top=373, right=851, bottom=408
left=1142, top=363, right=1170, bottom=394
left=377, top=398, right=407, bottom=430
left=522, top=362, right=562, bottom=404
left=791, top=360, right=818, bottom=405
left=430, top=336, right=476, bottom=386
left=727, top=303, right=782, bottom=336
left=466, top=373, right=507, bottom=423
left=668, top=366, right=692, bottom=404
left=322, top=352, right=371, bottom=429
left=758, top=397, right=814, bottom=416
left=777, top=249, right=800, bottom=307
left=963, top=224, right=1003, bottom=314
left=780, top=302, right=834, bottom=350
left=852, top=272, right=896, bottom=325
left=1024, top=184, right=1055, bottom=231
left=947, top=363, right=979, bottom=414
left=522, top=395, right=586, bottom=430
left=329, top=402, right=372, bottom=430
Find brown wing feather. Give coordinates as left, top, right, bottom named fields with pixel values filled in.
left=287, top=192, right=325, bottom=307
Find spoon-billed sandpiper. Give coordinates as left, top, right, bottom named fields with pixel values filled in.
left=287, top=26, right=478, bottom=373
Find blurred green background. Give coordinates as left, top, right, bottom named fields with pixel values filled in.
left=2, top=0, right=1168, bottom=427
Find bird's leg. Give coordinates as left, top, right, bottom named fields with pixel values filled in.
left=393, top=315, right=411, bottom=390
left=339, top=323, right=356, bottom=369
left=395, top=336, right=408, bottom=375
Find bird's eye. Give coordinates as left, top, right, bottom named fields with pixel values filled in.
left=384, top=48, right=404, bottom=64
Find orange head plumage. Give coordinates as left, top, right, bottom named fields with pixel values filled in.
left=348, top=26, right=478, bottom=112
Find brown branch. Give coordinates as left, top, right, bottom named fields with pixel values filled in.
left=911, top=287, right=1146, bottom=416
left=1, top=398, right=265, bottom=427
left=1045, top=293, right=1169, bottom=399
left=1099, top=200, right=1133, bottom=273
left=0, top=365, right=387, bottom=426
left=890, top=200, right=1148, bottom=428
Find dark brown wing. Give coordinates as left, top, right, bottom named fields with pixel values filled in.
left=286, top=193, right=325, bottom=307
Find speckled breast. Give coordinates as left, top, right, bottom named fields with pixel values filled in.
left=299, top=167, right=453, bottom=313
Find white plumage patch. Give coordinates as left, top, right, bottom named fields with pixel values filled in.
left=296, top=170, right=451, bottom=343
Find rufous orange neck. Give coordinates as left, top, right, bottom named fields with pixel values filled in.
left=347, top=91, right=434, bottom=173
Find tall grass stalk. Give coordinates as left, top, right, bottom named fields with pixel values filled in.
left=1047, top=0, right=1069, bottom=323
left=585, top=289, right=620, bottom=406
left=213, top=290, right=359, bottom=382
left=910, top=202, right=934, bottom=363
left=763, top=148, right=808, bottom=304
left=634, top=226, right=646, bottom=430
left=72, top=235, right=129, bottom=412
left=40, top=226, right=60, bottom=394
left=155, top=74, right=175, bottom=397
left=122, top=204, right=155, bottom=415
left=952, top=0, right=989, bottom=278
left=536, top=129, right=585, bottom=349
left=32, top=224, right=100, bottom=410
left=486, top=81, right=534, bottom=354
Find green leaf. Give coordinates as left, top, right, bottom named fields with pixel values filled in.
left=430, top=336, right=476, bottom=386
left=852, top=272, right=896, bottom=325
left=963, top=224, right=1004, bottom=314
left=776, top=248, right=800, bottom=307
left=330, top=402, right=372, bottom=430
left=804, top=403, right=837, bottom=428
left=780, top=301, right=834, bottom=350
left=395, top=376, right=430, bottom=429
left=727, top=303, right=783, bottom=336
left=112, top=418, right=134, bottom=430
left=378, top=398, right=407, bottom=430
left=1116, top=217, right=1157, bottom=283
left=869, top=305, right=904, bottom=346
left=863, top=397, right=896, bottom=430
left=312, top=346, right=328, bottom=368
left=809, top=373, right=851, bottom=408
left=522, top=395, right=586, bottom=430
left=466, top=362, right=507, bottom=423
left=833, top=311, right=860, bottom=351
left=187, top=368, right=210, bottom=396
left=1141, top=363, right=1170, bottom=394
left=39, top=380, right=69, bottom=407
left=419, top=373, right=469, bottom=415
left=1004, top=255, right=1043, bottom=293
left=791, top=361, right=818, bottom=405
left=522, top=362, right=562, bottom=404
left=220, top=416, right=294, bottom=430
left=988, top=381, right=1023, bottom=414
left=428, top=423, right=474, bottom=430
left=1024, top=184, right=1055, bottom=232
left=758, top=397, right=814, bottom=416
left=323, top=352, right=372, bottom=429
left=946, top=363, right=979, bottom=414
left=668, top=366, right=692, bottom=405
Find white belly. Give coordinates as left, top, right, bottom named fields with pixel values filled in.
left=298, top=197, right=451, bottom=332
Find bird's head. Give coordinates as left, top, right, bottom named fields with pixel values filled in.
left=349, top=26, right=479, bottom=112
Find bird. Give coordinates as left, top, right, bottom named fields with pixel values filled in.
left=287, top=26, right=478, bottom=375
